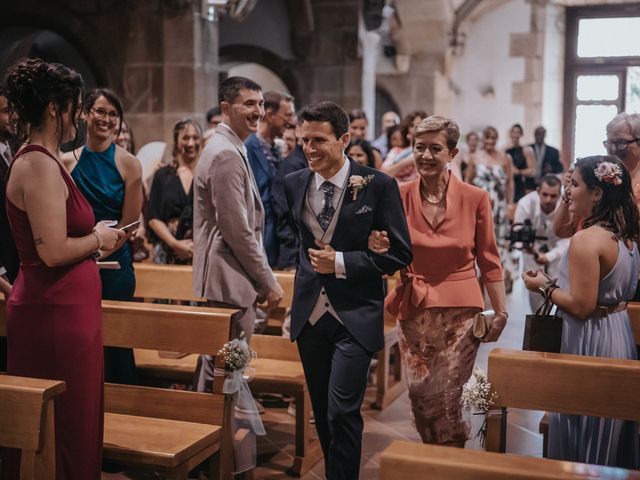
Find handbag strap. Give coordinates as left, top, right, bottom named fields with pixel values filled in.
left=535, top=295, right=555, bottom=316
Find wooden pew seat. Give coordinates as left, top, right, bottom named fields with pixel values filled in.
left=135, top=335, right=320, bottom=477
left=104, top=412, right=221, bottom=468
left=380, top=441, right=640, bottom=480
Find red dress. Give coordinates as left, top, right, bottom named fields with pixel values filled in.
left=5, top=145, right=103, bottom=479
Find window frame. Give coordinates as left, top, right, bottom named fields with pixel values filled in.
left=563, top=4, right=640, bottom=164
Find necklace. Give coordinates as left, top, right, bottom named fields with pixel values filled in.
left=421, top=177, right=450, bottom=205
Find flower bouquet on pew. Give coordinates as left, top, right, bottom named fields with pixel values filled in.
left=461, top=366, right=497, bottom=450
left=216, top=332, right=265, bottom=474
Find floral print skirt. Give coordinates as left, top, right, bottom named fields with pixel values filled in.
left=397, top=306, right=481, bottom=444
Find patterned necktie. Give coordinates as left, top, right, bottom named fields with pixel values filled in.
left=317, top=181, right=335, bottom=231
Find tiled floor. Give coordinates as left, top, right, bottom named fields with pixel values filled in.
left=102, top=278, right=542, bottom=480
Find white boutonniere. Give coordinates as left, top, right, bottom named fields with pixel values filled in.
left=348, top=174, right=374, bottom=201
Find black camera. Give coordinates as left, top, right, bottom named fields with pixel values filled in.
left=507, top=220, right=547, bottom=249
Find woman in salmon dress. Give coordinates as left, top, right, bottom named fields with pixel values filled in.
left=2, top=58, right=122, bottom=479
left=371, top=116, right=508, bottom=446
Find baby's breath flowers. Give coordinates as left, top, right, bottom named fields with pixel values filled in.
left=217, top=332, right=256, bottom=371
left=461, top=367, right=498, bottom=447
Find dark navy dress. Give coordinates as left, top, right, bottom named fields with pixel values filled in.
left=72, top=143, right=137, bottom=384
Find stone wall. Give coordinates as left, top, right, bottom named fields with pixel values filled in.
left=0, top=0, right=218, bottom=148
left=288, top=0, right=362, bottom=111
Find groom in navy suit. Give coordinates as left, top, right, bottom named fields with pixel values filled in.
left=284, top=102, right=412, bottom=479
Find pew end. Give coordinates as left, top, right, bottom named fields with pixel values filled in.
left=0, top=375, right=66, bottom=480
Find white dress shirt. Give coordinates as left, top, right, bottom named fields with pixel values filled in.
left=309, top=157, right=350, bottom=278
left=514, top=190, right=569, bottom=280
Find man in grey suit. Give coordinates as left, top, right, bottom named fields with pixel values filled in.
left=193, top=76, right=283, bottom=346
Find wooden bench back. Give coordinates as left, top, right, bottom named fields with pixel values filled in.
left=134, top=263, right=204, bottom=302
left=487, top=348, right=640, bottom=421
left=102, top=300, right=231, bottom=353
left=251, top=334, right=300, bottom=362
left=101, top=300, right=232, bottom=425
left=380, top=441, right=640, bottom=480
left=133, top=263, right=296, bottom=307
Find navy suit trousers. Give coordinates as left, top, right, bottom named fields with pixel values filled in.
left=296, top=313, right=373, bottom=480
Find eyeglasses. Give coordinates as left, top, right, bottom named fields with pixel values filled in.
left=414, top=144, right=449, bottom=156
left=90, top=107, right=120, bottom=123
left=602, top=138, right=640, bottom=151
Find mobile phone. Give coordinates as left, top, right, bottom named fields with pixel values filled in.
left=97, top=261, right=121, bottom=270
left=120, top=220, right=141, bottom=233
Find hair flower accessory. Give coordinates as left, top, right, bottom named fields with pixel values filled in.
left=594, top=161, right=623, bottom=186
left=348, top=174, right=374, bottom=201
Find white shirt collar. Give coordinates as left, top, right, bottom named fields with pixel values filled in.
left=313, top=156, right=350, bottom=190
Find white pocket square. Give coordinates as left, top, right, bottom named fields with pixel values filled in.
left=355, top=205, right=373, bottom=215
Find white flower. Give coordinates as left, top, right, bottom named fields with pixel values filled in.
left=348, top=174, right=374, bottom=200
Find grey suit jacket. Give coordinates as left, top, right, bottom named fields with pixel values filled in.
left=193, top=124, right=277, bottom=307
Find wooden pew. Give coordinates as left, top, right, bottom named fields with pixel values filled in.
left=133, top=262, right=295, bottom=308
left=537, top=305, right=640, bottom=455
left=0, top=299, right=239, bottom=480
left=135, top=263, right=405, bottom=411
left=485, top=348, right=640, bottom=454
left=135, top=333, right=322, bottom=476
left=247, top=334, right=323, bottom=476
left=102, top=300, right=240, bottom=480
left=133, top=264, right=318, bottom=476
left=372, top=273, right=405, bottom=410
left=380, top=441, right=640, bottom=480
left=0, top=375, right=66, bottom=480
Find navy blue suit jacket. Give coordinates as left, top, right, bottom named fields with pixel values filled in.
left=273, top=145, right=308, bottom=269
left=245, top=133, right=279, bottom=266
left=283, top=159, right=412, bottom=352
left=530, top=143, right=563, bottom=175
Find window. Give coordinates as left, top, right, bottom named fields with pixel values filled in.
left=563, top=5, right=640, bottom=163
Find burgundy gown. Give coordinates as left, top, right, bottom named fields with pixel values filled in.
left=4, top=145, right=103, bottom=479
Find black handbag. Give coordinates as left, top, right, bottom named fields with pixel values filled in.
left=522, top=297, right=562, bottom=353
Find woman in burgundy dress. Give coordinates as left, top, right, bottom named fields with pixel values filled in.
left=2, top=58, right=123, bottom=479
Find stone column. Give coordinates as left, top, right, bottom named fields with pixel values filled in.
left=359, top=15, right=381, bottom=139
left=510, top=0, right=550, bottom=141
left=123, top=2, right=219, bottom=150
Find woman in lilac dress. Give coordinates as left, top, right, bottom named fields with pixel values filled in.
left=524, top=155, right=639, bottom=468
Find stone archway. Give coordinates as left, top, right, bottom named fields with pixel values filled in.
left=219, top=45, right=300, bottom=103
left=0, top=27, right=99, bottom=88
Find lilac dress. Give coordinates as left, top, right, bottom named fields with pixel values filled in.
left=548, top=238, right=639, bottom=468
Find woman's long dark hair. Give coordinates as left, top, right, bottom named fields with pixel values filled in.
left=346, top=139, right=376, bottom=168
left=577, top=155, right=640, bottom=242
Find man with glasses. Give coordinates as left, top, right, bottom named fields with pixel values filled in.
left=554, top=112, right=640, bottom=237
left=603, top=112, right=640, bottom=195
left=245, top=90, right=295, bottom=267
